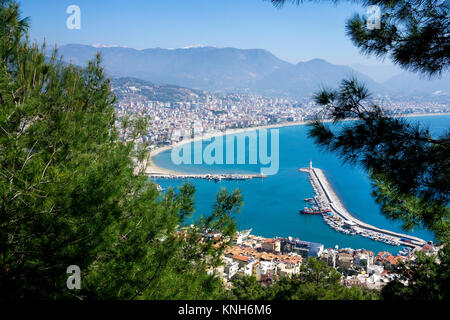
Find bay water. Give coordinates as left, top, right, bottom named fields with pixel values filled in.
left=152, top=115, right=448, bottom=254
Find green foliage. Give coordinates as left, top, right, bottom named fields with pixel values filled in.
left=309, top=78, right=449, bottom=241
left=270, top=0, right=449, bottom=76
left=231, top=276, right=269, bottom=300
left=346, top=0, right=449, bottom=76
left=201, top=189, right=243, bottom=240
left=269, top=0, right=449, bottom=301
left=231, top=258, right=379, bottom=300
left=0, top=0, right=242, bottom=300
left=381, top=245, right=450, bottom=300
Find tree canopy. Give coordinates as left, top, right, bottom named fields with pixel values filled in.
left=0, top=0, right=242, bottom=300
left=269, top=0, right=449, bottom=76
left=269, top=0, right=450, bottom=300
left=231, top=258, right=379, bottom=300
left=309, top=78, right=449, bottom=240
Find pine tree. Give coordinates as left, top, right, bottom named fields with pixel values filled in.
left=231, top=258, right=380, bottom=300
left=270, top=1, right=449, bottom=76
left=0, top=0, right=241, bottom=300
left=309, top=78, right=449, bottom=241
left=268, top=0, right=449, bottom=300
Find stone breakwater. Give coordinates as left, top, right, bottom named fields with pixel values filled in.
left=299, top=166, right=428, bottom=249
left=145, top=172, right=266, bottom=181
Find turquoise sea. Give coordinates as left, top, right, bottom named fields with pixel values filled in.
left=152, top=115, right=449, bottom=254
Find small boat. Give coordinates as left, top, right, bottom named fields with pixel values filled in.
left=300, top=207, right=332, bottom=215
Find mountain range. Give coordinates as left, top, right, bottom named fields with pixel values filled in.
left=50, top=44, right=450, bottom=100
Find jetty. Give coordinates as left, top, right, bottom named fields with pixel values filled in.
left=138, top=153, right=266, bottom=181
left=299, top=161, right=428, bottom=249
left=146, top=172, right=266, bottom=181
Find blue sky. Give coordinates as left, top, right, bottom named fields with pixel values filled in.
left=19, top=0, right=397, bottom=68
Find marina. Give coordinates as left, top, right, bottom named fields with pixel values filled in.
left=299, top=161, right=428, bottom=249
left=151, top=119, right=443, bottom=253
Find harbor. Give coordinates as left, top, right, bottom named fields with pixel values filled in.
left=139, top=151, right=267, bottom=181
left=299, top=161, right=428, bottom=249
left=147, top=172, right=267, bottom=181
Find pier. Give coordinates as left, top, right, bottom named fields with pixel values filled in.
left=140, top=154, right=266, bottom=181
left=146, top=172, right=267, bottom=181
left=299, top=162, right=427, bottom=249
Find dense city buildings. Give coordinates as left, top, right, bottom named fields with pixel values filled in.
left=112, top=82, right=450, bottom=149
left=115, top=92, right=313, bottom=146
left=112, top=81, right=446, bottom=293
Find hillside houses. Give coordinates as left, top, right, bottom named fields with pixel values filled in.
left=207, top=231, right=439, bottom=292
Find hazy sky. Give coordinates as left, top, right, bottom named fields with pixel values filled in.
left=20, top=0, right=399, bottom=68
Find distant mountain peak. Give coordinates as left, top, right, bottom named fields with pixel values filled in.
left=302, top=58, right=330, bottom=65
left=49, top=43, right=448, bottom=101
left=49, top=43, right=382, bottom=97
left=92, top=43, right=126, bottom=48
left=181, top=44, right=209, bottom=49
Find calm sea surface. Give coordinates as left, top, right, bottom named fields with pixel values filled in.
left=152, top=115, right=449, bottom=254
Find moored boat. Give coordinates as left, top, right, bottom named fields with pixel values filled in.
left=300, top=207, right=332, bottom=215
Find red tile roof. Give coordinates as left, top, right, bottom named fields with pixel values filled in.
left=232, top=254, right=251, bottom=262
left=385, top=255, right=400, bottom=265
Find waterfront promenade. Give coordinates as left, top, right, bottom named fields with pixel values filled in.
left=299, top=165, right=427, bottom=249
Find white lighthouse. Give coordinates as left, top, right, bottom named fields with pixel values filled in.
left=309, top=159, right=313, bottom=170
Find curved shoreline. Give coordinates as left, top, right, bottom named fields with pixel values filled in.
left=145, top=120, right=314, bottom=176
left=145, top=113, right=450, bottom=176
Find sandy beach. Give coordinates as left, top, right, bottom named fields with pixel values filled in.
left=144, top=112, right=449, bottom=176
left=144, top=120, right=313, bottom=176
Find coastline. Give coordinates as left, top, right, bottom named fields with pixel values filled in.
left=145, top=119, right=315, bottom=176
left=307, top=167, right=426, bottom=247
left=396, top=112, right=450, bottom=118
left=145, top=112, right=450, bottom=176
